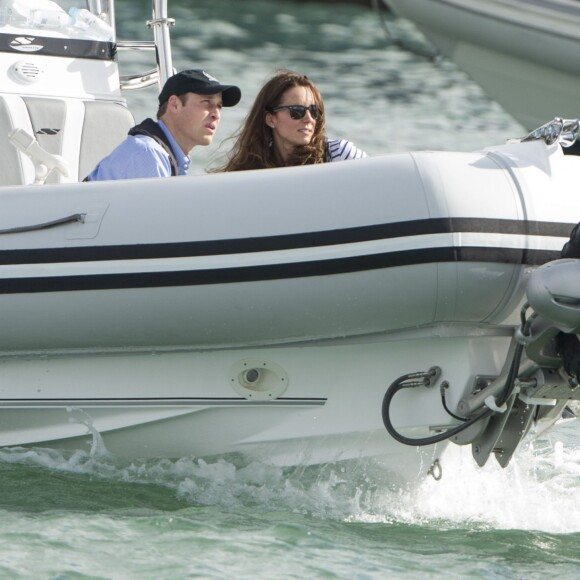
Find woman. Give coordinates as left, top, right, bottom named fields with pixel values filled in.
left=217, top=70, right=366, bottom=171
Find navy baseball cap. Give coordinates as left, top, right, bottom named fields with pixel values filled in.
left=158, top=69, right=241, bottom=107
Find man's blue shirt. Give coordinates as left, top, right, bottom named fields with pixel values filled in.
left=86, top=120, right=191, bottom=181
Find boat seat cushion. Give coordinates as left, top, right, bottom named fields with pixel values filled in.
left=0, top=96, right=134, bottom=185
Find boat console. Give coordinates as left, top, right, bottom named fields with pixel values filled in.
left=0, top=0, right=176, bottom=185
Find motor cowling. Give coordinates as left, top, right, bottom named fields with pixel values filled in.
left=523, top=218, right=580, bottom=381
left=526, top=258, right=580, bottom=335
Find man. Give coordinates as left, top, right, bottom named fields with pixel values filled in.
left=85, top=69, right=241, bottom=180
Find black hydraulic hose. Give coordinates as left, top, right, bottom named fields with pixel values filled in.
left=488, top=304, right=529, bottom=409
left=440, top=382, right=469, bottom=422
left=496, top=342, right=524, bottom=407
left=382, top=318, right=527, bottom=447
left=381, top=374, right=493, bottom=446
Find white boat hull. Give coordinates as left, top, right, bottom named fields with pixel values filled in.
left=386, top=0, right=580, bottom=130
left=0, top=330, right=511, bottom=482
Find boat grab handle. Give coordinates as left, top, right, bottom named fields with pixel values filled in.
left=0, top=214, right=85, bottom=235
left=120, top=68, right=159, bottom=91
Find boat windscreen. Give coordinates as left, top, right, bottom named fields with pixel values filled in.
left=0, top=0, right=114, bottom=42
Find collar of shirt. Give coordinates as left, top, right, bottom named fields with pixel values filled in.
left=158, top=119, right=191, bottom=175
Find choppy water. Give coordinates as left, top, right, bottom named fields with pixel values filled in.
left=2, top=420, right=580, bottom=578
left=3, top=0, right=580, bottom=578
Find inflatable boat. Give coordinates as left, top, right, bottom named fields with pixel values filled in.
left=1, top=0, right=580, bottom=484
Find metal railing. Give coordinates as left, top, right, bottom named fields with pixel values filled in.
left=117, top=0, right=175, bottom=93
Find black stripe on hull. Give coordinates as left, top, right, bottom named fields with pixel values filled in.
left=0, top=217, right=573, bottom=265
left=0, top=246, right=562, bottom=294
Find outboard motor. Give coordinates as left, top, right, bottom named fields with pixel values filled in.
left=460, top=225, right=580, bottom=467
left=383, top=217, right=580, bottom=469
left=524, top=223, right=580, bottom=385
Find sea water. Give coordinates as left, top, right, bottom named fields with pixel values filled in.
left=2, top=0, right=580, bottom=577
left=2, top=423, right=580, bottom=577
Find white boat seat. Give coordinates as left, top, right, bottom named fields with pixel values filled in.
left=0, top=96, right=134, bottom=185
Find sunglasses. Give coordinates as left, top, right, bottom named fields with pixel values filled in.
left=268, top=104, right=321, bottom=120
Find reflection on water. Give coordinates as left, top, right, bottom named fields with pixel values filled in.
left=115, top=0, right=524, bottom=174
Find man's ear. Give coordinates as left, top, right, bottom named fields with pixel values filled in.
left=167, top=94, right=182, bottom=113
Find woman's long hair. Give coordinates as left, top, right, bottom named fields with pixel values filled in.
left=217, top=70, right=327, bottom=171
